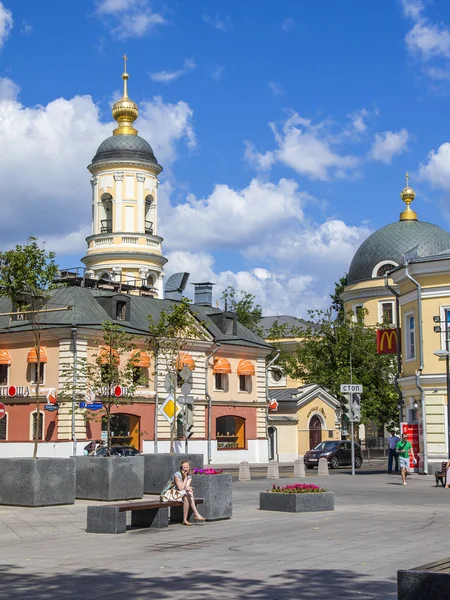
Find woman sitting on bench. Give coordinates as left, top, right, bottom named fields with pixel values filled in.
left=445, top=460, right=450, bottom=488
left=161, top=460, right=206, bottom=526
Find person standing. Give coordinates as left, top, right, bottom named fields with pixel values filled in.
left=396, top=433, right=416, bottom=486
left=387, top=430, right=400, bottom=474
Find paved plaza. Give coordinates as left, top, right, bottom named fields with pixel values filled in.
left=1, top=470, right=449, bottom=599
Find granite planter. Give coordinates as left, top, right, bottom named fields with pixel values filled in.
left=75, top=455, right=144, bottom=501
left=0, top=458, right=75, bottom=506
left=143, top=453, right=203, bottom=495
left=260, top=491, right=334, bottom=513
left=191, top=473, right=232, bottom=521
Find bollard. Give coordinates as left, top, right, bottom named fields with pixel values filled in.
left=267, top=459, right=279, bottom=479
left=238, top=461, right=251, bottom=481
left=294, top=457, right=306, bottom=478
left=318, top=457, right=329, bottom=476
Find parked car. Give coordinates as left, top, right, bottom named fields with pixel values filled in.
left=304, top=441, right=363, bottom=469
left=93, top=445, right=141, bottom=457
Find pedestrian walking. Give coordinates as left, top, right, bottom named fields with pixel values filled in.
left=387, top=430, right=400, bottom=473
left=396, top=433, right=416, bottom=486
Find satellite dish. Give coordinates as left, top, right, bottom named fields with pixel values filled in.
left=165, top=272, right=190, bottom=300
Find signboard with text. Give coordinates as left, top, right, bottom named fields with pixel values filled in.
left=377, top=328, right=400, bottom=355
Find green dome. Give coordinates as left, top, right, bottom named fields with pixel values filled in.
left=347, top=220, right=450, bottom=284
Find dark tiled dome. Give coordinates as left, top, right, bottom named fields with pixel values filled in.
left=91, top=134, right=161, bottom=170
left=347, top=220, right=450, bottom=284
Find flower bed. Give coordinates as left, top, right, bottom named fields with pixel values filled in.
left=269, top=483, right=326, bottom=494
left=260, top=483, right=334, bottom=513
left=193, top=468, right=223, bottom=475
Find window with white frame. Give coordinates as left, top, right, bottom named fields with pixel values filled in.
left=352, top=304, right=364, bottom=322
left=380, top=301, right=394, bottom=326
left=214, top=373, right=225, bottom=391
left=405, top=312, right=416, bottom=360
left=239, top=375, right=250, bottom=392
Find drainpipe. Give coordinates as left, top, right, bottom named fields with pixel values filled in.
left=206, top=344, right=221, bottom=464
left=404, top=264, right=428, bottom=474
left=266, top=351, right=280, bottom=462
left=71, top=327, right=77, bottom=457
left=154, top=353, right=159, bottom=454
left=384, top=275, right=403, bottom=430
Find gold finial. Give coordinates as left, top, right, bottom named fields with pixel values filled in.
left=112, top=54, right=139, bottom=136
left=400, top=171, right=418, bottom=221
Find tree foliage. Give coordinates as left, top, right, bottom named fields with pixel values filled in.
left=0, top=238, right=58, bottom=457
left=221, top=286, right=263, bottom=336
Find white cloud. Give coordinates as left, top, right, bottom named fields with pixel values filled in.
left=281, top=17, right=294, bottom=33
left=211, top=66, right=225, bottom=82
left=348, top=108, right=369, bottom=135
left=20, top=20, right=32, bottom=35
left=369, top=129, right=410, bottom=164
left=96, top=0, right=165, bottom=38
left=0, top=2, right=12, bottom=48
left=245, top=112, right=359, bottom=181
left=419, top=142, right=450, bottom=189
left=269, top=81, right=284, bottom=97
left=150, top=58, right=196, bottom=83
left=401, top=0, right=424, bottom=20
left=202, top=13, right=231, bottom=31
left=0, top=78, right=195, bottom=254
left=406, top=20, right=450, bottom=61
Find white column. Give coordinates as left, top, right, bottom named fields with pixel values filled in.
left=137, top=173, right=145, bottom=233
left=114, top=172, right=124, bottom=231
left=153, top=179, right=159, bottom=235
left=91, top=176, right=98, bottom=235
left=156, top=271, right=164, bottom=298
left=112, top=266, right=122, bottom=283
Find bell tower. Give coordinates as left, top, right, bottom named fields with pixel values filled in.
left=82, top=56, right=167, bottom=297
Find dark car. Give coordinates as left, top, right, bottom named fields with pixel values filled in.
left=93, top=445, right=141, bottom=457
left=304, top=440, right=363, bottom=469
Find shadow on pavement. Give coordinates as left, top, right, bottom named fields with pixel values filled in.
left=1, top=564, right=397, bottom=599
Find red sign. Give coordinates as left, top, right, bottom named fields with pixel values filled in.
left=269, top=399, right=278, bottom=411
left=114, top=385, right=123, bottom=397
left=7, top=385, right=16, bottom=397
left=0, top=402, right=5, bottom=419
left=401, top=422, right=420, bottom=472
left=376, top=328, right=399, bottom=354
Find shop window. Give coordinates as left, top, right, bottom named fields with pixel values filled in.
left=0, top=414, right=6, bottom=440
left=28, top=363, right=44, bottom=384
left=31, top=412, right=43, bottom=440
left=216, top=415, right=245, bottom=450
left=0, top=364, right=8, bottom=385
left=239, top=375, right=250, bottom=392
left=132, top=366, right=148, bottom=386
left=215, top=373, right=225, bottom=391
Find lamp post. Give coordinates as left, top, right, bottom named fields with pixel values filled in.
left=433, top=315, right=450, bottom=459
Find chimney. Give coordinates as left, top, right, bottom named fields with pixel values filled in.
left=192, top=282, right=215, bottom=306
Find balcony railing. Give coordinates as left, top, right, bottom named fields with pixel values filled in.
left=101, top=219, right=112, bottom=233
left=145, top=220, right=153, bottom=234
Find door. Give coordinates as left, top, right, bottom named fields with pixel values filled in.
left=309, top=415, right=322, bottom=450
left=339, top=441, right=351, bottom=465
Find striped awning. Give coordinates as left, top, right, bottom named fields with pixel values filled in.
left=27, top=347, right=48, bottom=364
left=237, top=359, right=255, bottom=376
left=176, top=352, right=195, bottom=371
left=130, top=349, right=151, bottom=368
left=98, top=346, right=120, bottom=365
left=213, top=357, right=231, bottom=374
left=0, top=350, right=11, bottom=365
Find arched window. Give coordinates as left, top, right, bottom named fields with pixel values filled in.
left=216, top=416, right=245, bottom=450
left=100, top=193, right=113, bottom=233
left=145, top=195, right=154, bottom=234
left=0, top=413, right=7, bottom=440
left=373, top=261, right=398, bottom=278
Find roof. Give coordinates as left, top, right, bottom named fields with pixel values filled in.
left=90, top=135, right=161, bottom=171
left=259, top=315, right=312, bottom=337
left=347, top=220, right=450, bottom=284
left=0, top=287, right=272, bottom=351
left=268, top=388, right=298, bottom=402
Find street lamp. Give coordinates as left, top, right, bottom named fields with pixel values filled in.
left=433, top=314, right=450, bottom=459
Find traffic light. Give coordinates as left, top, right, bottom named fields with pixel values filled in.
left=351, top=394, right=361, bottom=422
left=340, top=395, right=350, bottom=420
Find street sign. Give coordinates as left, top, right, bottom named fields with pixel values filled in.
left=340, top=384, right=363, bottom=394
left=0, top=402, right=5, bottom=419
left=159, top=394, right=181, bottom=424
left=181, top=381, right=192, bottom=396
left=164, top=373, right=176, bottom=394
left=179, top=365, right=192, bottom=382
left=179, top=394, right=194, bottom=405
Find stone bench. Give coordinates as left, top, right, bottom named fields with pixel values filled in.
left=87, top=498, right=204, bottom=534
left=398, top=557, right=450, bottom=599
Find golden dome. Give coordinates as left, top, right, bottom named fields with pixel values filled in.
left=399, top=172, right=418, bottom=221
left=112, top=54, right=138, bottom=136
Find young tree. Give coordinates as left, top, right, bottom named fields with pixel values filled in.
left=147, top=298, right=205, bottom=453
left=330, top=274, right=348, bottom=322
left=221, top=286, right=263, bottom=336
left=0, top=238, right=58, bottom=458
left=60, top=321, right=138, bottom=454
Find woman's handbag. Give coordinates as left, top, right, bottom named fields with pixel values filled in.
left=160, top=478, right=186, bottom=502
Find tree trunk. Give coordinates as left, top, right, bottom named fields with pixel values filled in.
left=170, top=388, right=176, bottom=454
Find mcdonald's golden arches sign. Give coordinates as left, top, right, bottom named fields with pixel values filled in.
left=376, top=328, right=399, bottom=355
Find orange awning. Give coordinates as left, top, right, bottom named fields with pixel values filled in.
left=0, top=350, right=11, bottom=365
left=130, top=349, right=151, bottom=368
left=98, top=346, right=119, bottom=365
left=237, top=359, right=255, bottom=376
left=27, top=347, right=48, bottom=364
left=213, top=357, right=231, bottom=374
left=176, top=352, right=195, bottom=371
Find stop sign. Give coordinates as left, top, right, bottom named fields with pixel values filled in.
left=0, top=403, right=5, bottom=419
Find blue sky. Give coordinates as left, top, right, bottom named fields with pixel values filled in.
left=2, top=0, right=450, bottom=315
